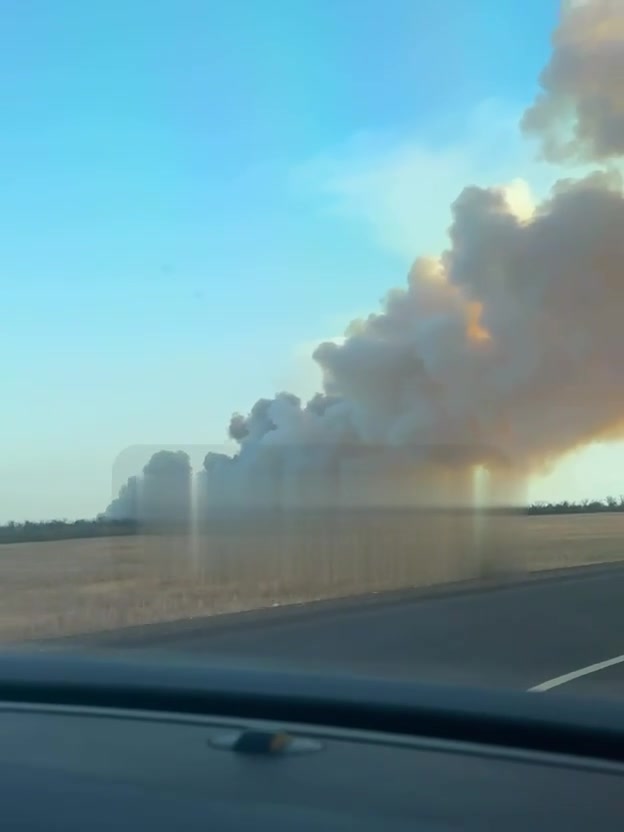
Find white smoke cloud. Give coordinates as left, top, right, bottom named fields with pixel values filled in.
left=298, top=100, right=539, bottom=262
left=108, top=0, right=624, bottom=518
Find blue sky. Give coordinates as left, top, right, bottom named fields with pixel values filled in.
left=2, top=0, right=622, bottom=521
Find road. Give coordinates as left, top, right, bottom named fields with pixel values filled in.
left=62, top=562, right=624, bottom=697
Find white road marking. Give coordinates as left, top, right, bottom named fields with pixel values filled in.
left=529, top=654, right=624, bottom=692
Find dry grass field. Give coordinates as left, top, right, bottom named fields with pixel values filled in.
left=0, top=510, right=622, bottom=643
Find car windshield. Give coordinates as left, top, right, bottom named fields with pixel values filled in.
left=2, top=0, right=624, bottom=699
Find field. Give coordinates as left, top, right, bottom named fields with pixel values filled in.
left=0, top=511, right=623, bottom=643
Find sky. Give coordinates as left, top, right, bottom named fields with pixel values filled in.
left=2, top=0, right=623, bottom=522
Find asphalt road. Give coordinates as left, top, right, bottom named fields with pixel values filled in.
left=63, top=562, right=624, bottom=697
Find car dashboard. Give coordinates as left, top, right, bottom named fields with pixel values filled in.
left=0, top=652, right=622, bottom=831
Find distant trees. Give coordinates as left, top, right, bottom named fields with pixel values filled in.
left=0, top=517, right=139, bottom=545
left=1, top=495, right=623, bottom=545
left=527, top=496, right=624, bottom=515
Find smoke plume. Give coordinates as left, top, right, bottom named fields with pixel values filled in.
left=108, top=451, right=192, bottom=526
left=108, top=0, right=624, bottom=519
left=523, top=0, right=624, bottom=161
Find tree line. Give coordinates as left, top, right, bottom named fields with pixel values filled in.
left=0, top=498, right=623, bottom=544
left=526, top=496, right=624, bottom=515
left=0, top=518, right=139, bottom=545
